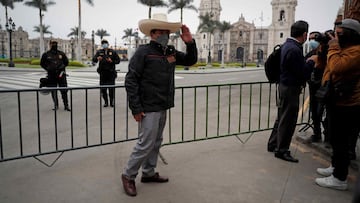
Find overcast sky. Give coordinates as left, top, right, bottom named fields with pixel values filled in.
left=2, top=0, right=343, bottom=47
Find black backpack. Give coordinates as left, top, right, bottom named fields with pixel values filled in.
left=264, top=44, right=282, bottom=83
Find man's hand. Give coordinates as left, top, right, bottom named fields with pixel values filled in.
left=180, top=25, right=193, bottom=43
left=97, top=56, right=103, bottom=61
left=133, top=112, right=145, bottom=122
left=106, top=57, right=113, bottom=63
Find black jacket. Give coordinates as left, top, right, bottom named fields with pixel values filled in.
left=125, top=40, right=197, bottom=115
left=280, top=38, right=314, bottom=87
left=92, top=48, right=120, bottom=74
left=40, top=49, right=69, bottom=76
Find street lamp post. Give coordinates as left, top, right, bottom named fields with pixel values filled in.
left=5, top=17, right=16, bottom=67
left=70, top=37, right=75, bottom=61
left=1, top=35, right=4, bottom=58
left=91, top=30, right=95, bottom=57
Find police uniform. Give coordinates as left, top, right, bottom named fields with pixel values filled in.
left=92, top=40, right=121, bottom=107
left=40, top=41, right=70, bottom=111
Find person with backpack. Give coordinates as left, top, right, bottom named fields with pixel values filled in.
left=267, top=20, right=317, bottom=163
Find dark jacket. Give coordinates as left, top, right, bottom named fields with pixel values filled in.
left=280, top=38, right=314, bottom=87
left=92, top=48, right=120, bottom=81
left=40, top=49, right=69, bottom=77
left=125, top=40, right=197, bottom=115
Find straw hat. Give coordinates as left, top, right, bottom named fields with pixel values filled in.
left=138, top=13, right=182, bottom=36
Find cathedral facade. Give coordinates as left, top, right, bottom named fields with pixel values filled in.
left=195, top=0, right=297, bottom=65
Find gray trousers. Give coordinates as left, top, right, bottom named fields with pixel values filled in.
left=124, top=111, right=167, bottom=180
left=268, top=84, right=301, bottom=152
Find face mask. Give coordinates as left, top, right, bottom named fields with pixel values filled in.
left=308, top=40, right=319, bottom=51
left=156, top=34, right=169, bottom=47
left=102, top=43, right=109, bottom=49
left=337, top=32, right=351, bottom=48
left=50, top=45, right=57, bottom=51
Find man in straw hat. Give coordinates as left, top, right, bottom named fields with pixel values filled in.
left=122, top=13, right=197, bottom=196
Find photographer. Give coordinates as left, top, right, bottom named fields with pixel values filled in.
left=315, top=18, right=360, bottom=191
left=40, top=40, right=70, bottom=111
left=93, top=39, right=120, bottom=107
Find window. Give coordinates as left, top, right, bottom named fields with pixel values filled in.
left=279, top=10, right=285, bottom=21
left=280, top=32, right=283, bottom=38
left=203, top=34, right=206, bottom=39
left=239, top=31, right=242, bottom=37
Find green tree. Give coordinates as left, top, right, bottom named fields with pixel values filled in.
left=67, top=26, right=86, bottom=39
left=122, top=28, right=136, bottom=46
left=76, top=0, right=94, bottom=61
left=95, top=28, right=110, bottom=41
left=167, top=0, right=197, bottom=23
left=33, top=24, right=52, bottom=35
left=24, top=0, right=55, bottom=57
left=217, top=21, right=232, bottom=67
left=0, top=0, right=23, bottom=24
left=137, top=0, right=168, bottom=19
left=198, top=13, right=219, bottom=65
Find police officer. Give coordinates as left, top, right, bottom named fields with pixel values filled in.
left=40, top=40, right=70, bottom=111
left=92, top=39, right=120, bottom=107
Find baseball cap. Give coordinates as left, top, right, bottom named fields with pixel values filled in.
left=337, top=18, right=360, bottom=34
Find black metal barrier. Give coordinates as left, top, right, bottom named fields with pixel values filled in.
left=0, top=83, right=310, bottom=164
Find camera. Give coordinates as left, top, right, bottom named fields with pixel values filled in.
left=314, top=30, right=335, bottom=43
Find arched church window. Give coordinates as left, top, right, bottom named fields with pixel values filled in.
left=203, top=34, right=206, bottom=39
left=259, top=32, right=263, bottom=40
left=239, top=31, right=243, bottom=37
left=280, top=32, right=284, bottom=38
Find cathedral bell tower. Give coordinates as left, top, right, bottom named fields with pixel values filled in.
left=197, top=0, right=222, bottom=64
left=267, top=0, right=297, bottom=54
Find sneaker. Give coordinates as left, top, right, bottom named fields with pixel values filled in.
left=315, top=175, right=347, bottom=190
left=316, top=166, right=334, bottom=176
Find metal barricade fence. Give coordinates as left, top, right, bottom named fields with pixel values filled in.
left=0, top=82, right=310, bottom=164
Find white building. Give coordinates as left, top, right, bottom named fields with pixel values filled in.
left=195, top=0, right=297, bottom=65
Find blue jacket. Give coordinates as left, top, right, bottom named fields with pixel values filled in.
left=280, top=38, right=314, bottom=86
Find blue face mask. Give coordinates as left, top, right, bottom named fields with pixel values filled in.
left=308, top=40, right=319, bottom=51
left=102, top=43, right=109, bottom=49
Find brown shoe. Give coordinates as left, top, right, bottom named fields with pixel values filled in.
left=121, top=174, right=137, bottom=196
left=141, top=172, right=169, bottom=183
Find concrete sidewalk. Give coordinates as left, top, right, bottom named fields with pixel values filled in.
left=0, top=129, right=355, bottom=203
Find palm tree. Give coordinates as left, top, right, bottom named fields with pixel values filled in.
left=122, top=28, right=136, bottom=47
left=24, top=0, right=55, bottom=57
left=217, top=21, right=232, bottom=67
left=95, top=28, right=110, bottom=41
left=67, top=26, right=86, bottom=39
left=167, top=0, right=197, bottom=23
left=77, top=0, right=94, bottom=61
left=198, top=13, right=219, bottom=65
left=137, top=0, right=167, bottom=19
left=1, top=0, right=23, bottom=24
left=33, top=24, right=52, bottom=35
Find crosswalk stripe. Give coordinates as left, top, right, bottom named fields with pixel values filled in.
left=0, top=72, right=182, bottom=90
